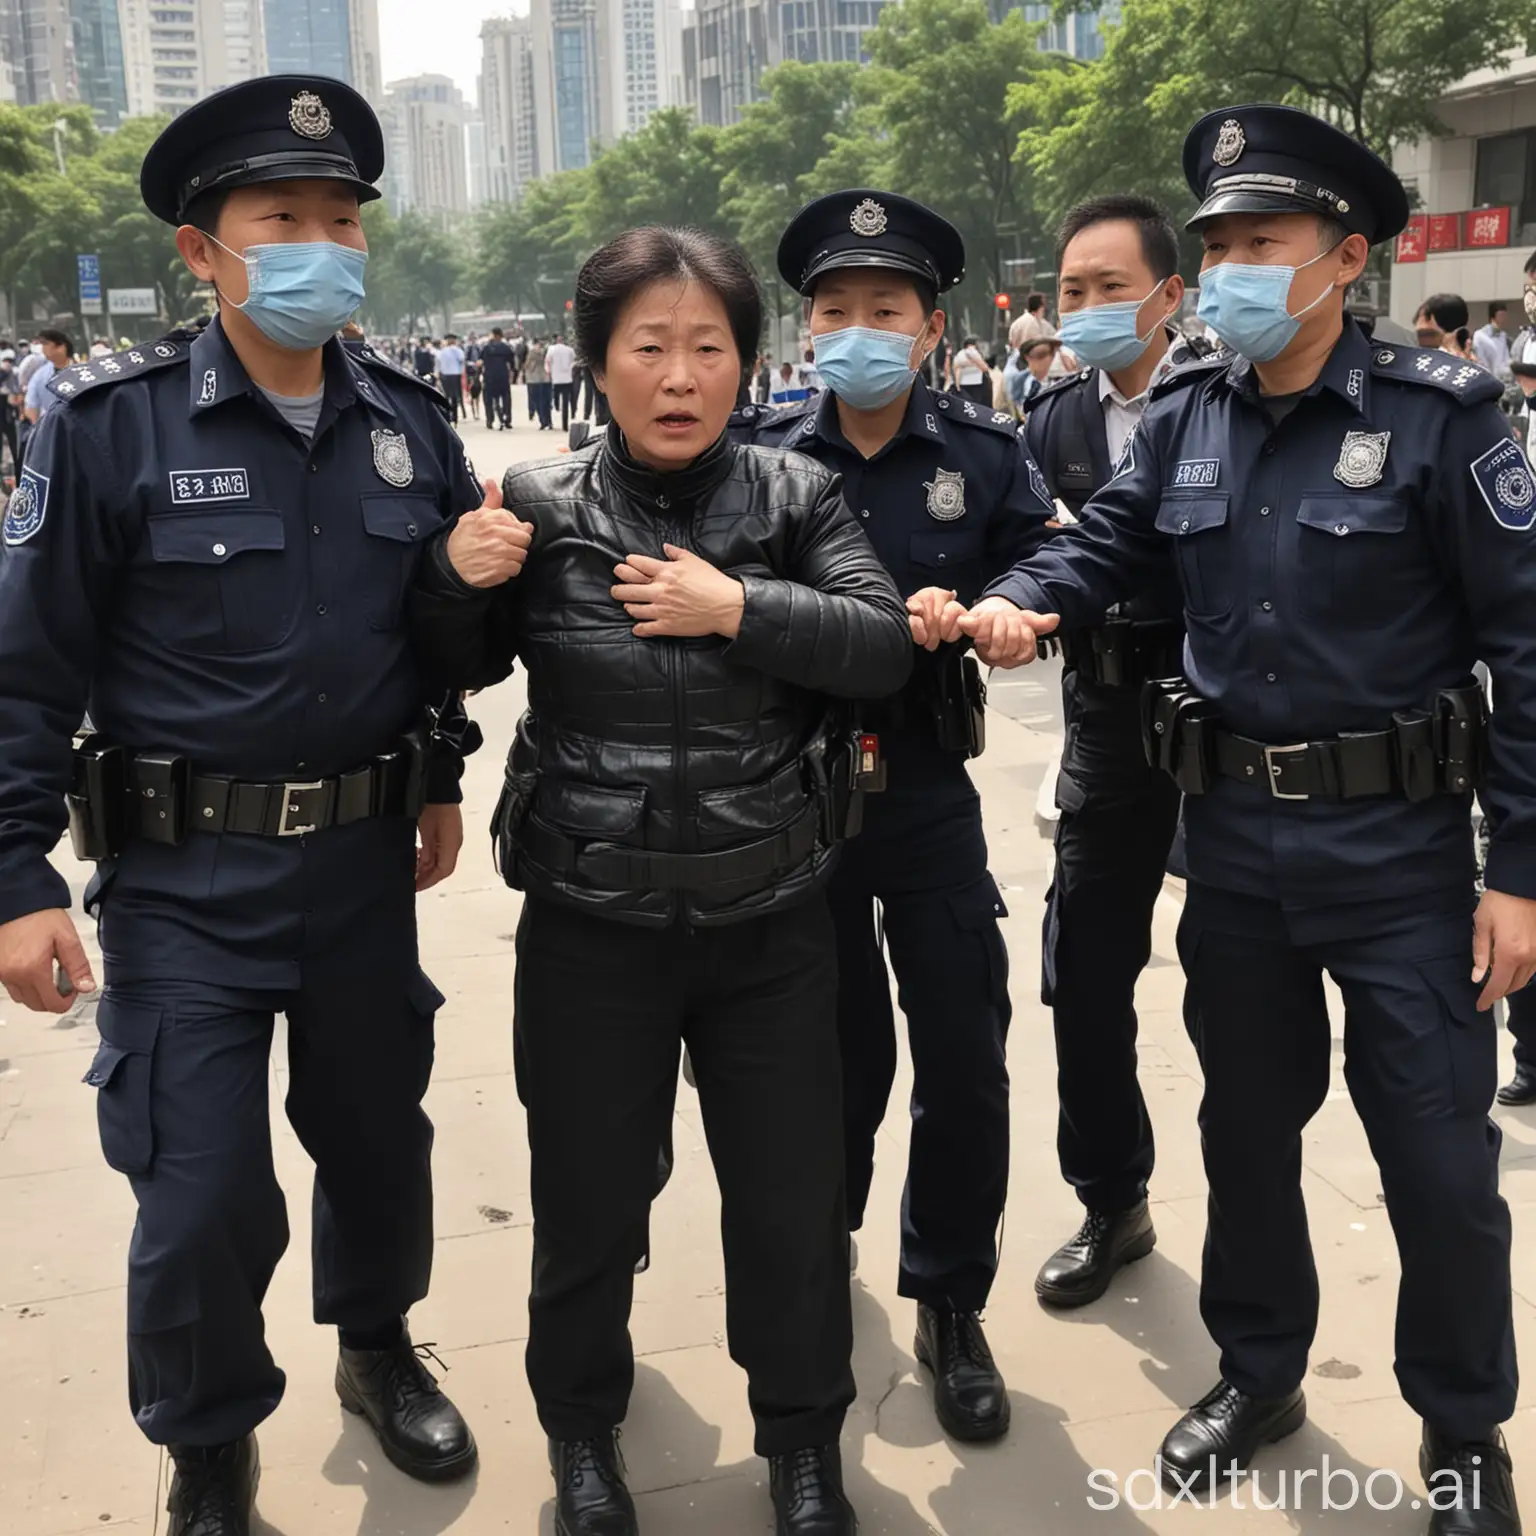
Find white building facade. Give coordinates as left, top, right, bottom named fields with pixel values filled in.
left=1390, top=53, right=1536, bottom=329
left=480, top=13, right=542, bottom=197
left=380, top=73, right=470, bottom=223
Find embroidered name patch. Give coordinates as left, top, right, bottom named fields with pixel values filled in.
left=1171, top=459, right=1220, bottom=489
left=169, top=469, right=251, bottom=506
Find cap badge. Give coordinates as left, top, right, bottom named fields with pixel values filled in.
left=924, top=467, right=966, bottom=522
left=1333, top=430, right=1390, bottom=490
left=372, top=428, right=414, bottom=488
left=1212, top=118, right=1246, bottom=168
left=850, top=198, right=888, bottom=238
left=289, top=90, right=334, bottom=141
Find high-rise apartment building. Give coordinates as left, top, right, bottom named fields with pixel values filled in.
left=220, top=0, right=267, bottom=84
left=480, top=13, right=541, bottom=198
left=0, top=0, right=75, bottom=109
left=1015, top=0, right=1119, bottom=60
left=609, top=0, right=681, bottom=136
left=466, top=111, right=487, bottom=205
left=379, top=73, right=469, bottom=222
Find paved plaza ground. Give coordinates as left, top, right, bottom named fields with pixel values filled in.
left=4, top=407, right=1535, bottom=1534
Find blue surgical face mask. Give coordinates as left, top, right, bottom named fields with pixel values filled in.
left=812, top=325, right=927, bottom=410
left=1195, top=245, right=1340, bottom=363
left=207, top=234, right=368, bottom=351
left=1057, top=286, right=1174, bottom=373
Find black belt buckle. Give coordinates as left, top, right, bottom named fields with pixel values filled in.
left=133, top=752, right=190, bottom=845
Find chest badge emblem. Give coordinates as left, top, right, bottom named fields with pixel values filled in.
left=1333, top=430, right=1390, bottom=489
left=372, top=428, right=414, bottom=488
left=924, top=467, right=966, bottom=522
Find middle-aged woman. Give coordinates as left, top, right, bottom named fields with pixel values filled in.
left=411, top=227, right=912, bottom=1536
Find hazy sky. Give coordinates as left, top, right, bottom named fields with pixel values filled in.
left=377, top=0, right=527, bottom=104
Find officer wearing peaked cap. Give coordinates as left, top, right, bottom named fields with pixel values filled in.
left=738, top=189, right=1055, bottom=1446
left=0, top=75, right=489, bottom=1533
left=970, top=103, right=1532, bottom=1534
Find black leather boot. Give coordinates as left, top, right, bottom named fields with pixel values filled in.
left=1497, top=1064, right=1536, bottom=1107
left=1035, top=1200, right=1157, bottom=1308
left=1159, top=1380, right=1306, bottom=1491
left=336, top=1325, right=477, bottom=1482
left=166, top=1434, right=259, bottom=1536
left=550, top=1433, right=639, bottom=1536
left=1421, top=1423, right=1522, bottom=1534
left=768, top=1444, right=858, bottom=1535
left=914, top=1305, right=1011, bottom=1443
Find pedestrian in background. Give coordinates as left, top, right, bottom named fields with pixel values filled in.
left=436, top=332, right=466, bottom=425
left=525, top=336, right=551, bottom=429
left=22, top=329, right=73, bottom=425
left=1474, top=301, right=1513, bottom=384
left=547, top=332, right=575, bottom=430
left=412, top=223, right=912, bottom=1536
left=1415, top=292, right=1477, bottom=362
left=481, top=326, right=514, bottom=429
left=951, top=334, right=991, bottom=405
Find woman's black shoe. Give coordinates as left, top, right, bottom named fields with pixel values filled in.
left=1420, top=1423, right=1522, bottom=1534
left=166, top=1434, right=259, bottom=1536
left=1159, top=1380, right=1306, bottom=1490
left=1035, top=1200, right=1157, bottom=1308
left=551, top=1434, right=639, bottom=1536
left=336, top=1328, right=478, bottom=1482
left=768, top=1445, right=858, bottom=1535
left=914, top=1304, right=1011, bottom=1442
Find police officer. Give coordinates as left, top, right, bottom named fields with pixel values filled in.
left=0, top=76, right=485, bottom=1534
left=965, top=106, right=1532, bottom=1533
left=739, top=190, right=1053, bottom=1443
left=1026, top=195, right=1212, bottom=1307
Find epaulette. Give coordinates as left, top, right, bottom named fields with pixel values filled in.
left=353, top=341, right=449, bottom=399
left=47, top=338, right=189, bottom=401
left=932, top=392, right=1019, bottom=435
left=1369, top=344, right=1504, bottom=407
left=1021, top=369, right=1092, bottom=416
left=735, top=398, right=813, bottom=430
left=1148, top=354, right=1229, bottom=401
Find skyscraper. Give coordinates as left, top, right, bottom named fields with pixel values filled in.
left=379, top=73, right=469, bottom=222
left=531, top=0, right=603, bottom=173
left=480, top=14, right=541, bottom=198
left=69, top=0, right=128, bottom=126
left=262, top=0, right=350, bottom=81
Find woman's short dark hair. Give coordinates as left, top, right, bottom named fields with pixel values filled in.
left=574, top=226, right=761, bottom=378
left=1418, top=292, right=1469, bottom=331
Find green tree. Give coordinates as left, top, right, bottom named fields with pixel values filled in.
left=841, top=0, right=1068, bottom=327
left=1018, top=0, right=1536, bottom=231
left=369, top=207, right=461, bottom=334
left=573, top=108, right=727, bottom=245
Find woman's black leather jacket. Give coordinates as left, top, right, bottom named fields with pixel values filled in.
left=411, top=428, right=913, bottom=926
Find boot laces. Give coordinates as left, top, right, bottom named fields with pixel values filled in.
left=563, top=1432, right=625, bottom=1493
left=945, top=1310, right=994, bottom=1370
left=377, top=1340, right=447, bottom=1422
left=782, top=1446, right=826, bottom=1503
left=171, top=1453, right=246, bottom=1534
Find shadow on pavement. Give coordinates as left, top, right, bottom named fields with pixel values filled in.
left=1044, top=1248, right=1423, bottom=1534
left=319, top=1417, right=479, bottom=1536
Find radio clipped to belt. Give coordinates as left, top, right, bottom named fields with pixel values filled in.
left=1391, top=681, right=1488, bottom=802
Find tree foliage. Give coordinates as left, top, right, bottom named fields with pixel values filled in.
left=1018, top=0, right=1536, bottom=232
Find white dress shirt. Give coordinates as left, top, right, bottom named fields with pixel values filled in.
left=1096, top=330, right=1194, bottom=464
left=546, top=342, right=575, bottom=385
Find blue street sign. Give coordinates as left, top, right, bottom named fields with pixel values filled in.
left=77, top=253, right=102, bottom=315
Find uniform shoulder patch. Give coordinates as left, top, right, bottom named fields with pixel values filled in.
left=1371, top=345, right=1504, bottom=407
left=47, top=340, right=188, bottom=401
left=1470, top=438, right=1536, bottom=531
left=1149, top=354, right=1228, bottom=401
left=2, top=465, right=49, bottom=545
left=933, top=391, right=1018, bottom=435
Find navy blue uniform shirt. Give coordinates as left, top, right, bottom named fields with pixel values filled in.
left=0, top=317, right=483, bottom=929
left=986, top=319, right=1536, bottom=909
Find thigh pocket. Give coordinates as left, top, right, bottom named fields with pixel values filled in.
left=947, top=873, right=1010, bottom=1008
left=83, top=999, right=162, bottom=1175
left=1416, top=955, right=1497, bottom=1117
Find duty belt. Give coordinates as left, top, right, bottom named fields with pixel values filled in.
left=1140, top=676, right=1487, bottom=800
left=517, top=801, right=821, bottom=891
left=1051, top=616, right=1183, bottom=690
left=181, top=758, right=416, bottom=836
